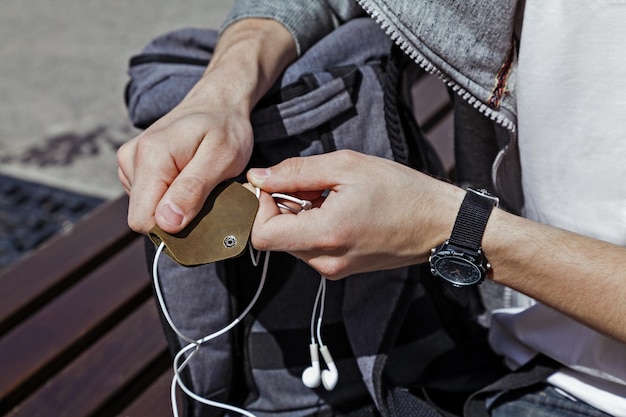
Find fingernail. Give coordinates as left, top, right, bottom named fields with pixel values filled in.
left=162, top=203, right=184, bottom=227
left=248, top=167, right=271, bottom=181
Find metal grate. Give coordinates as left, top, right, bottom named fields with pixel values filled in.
left=0, top=175, right=104, bottom=271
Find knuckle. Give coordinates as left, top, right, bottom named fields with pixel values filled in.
left=116, top=141, right=133, bottom=166
left=116, top=142, right=128, bottom=159
left=171, top=175, right=208, bottom=208
left=334, top=149, right=360, bottom=165
left=126, top=216, right=148, bottom=234
left=134, top=134, right=157, bottom=158
left=250, top=229, right=272, bottom=252
left=276, top=156, right=303, bottom=178
left=315, top=258, right=348, bottom=281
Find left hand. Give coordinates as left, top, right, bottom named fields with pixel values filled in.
left=246, top=150, right=464, bottom=279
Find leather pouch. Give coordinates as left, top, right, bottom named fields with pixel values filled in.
left=149, top=181, right=258, bottom=266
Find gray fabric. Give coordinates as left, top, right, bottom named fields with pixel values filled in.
left=155, top=255, right=234, bottom=416
left=253, top=76, right=355, bottom=141
left=224, top=0, right=517, bottom=124
left=222, top=0, right=525, bottom=213
left=126, top=28, right=216, bottom=129
left=128, top=17, right=497, bottom=417
left=220, top=0, right=365, bottom=56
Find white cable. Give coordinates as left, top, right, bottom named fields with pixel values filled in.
left=153, top=185, right=268, bottom=417
left=153, top=242, right=268, bottom=417
left=315, top=277, right=327, bottom=347
left=153, top=189, right=318, bottom=416
left=270, top=193, right=312, bottom=213
left=309, top=276, right=325, bottom=344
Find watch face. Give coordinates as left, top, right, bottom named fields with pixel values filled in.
left=431, top=255, right=483, bottom=286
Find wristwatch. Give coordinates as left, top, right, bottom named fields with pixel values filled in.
left=429, top=188, right=499, bottom=287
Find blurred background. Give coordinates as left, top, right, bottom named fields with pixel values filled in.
left=0, top=0, right=235, bottom=270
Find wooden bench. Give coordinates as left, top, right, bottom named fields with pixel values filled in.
left=0, top=70, right=453, bottom=417
left=0, top=195, right=178, bottom=417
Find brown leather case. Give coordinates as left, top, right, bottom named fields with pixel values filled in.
left=149, top=181, right=258, bottom=266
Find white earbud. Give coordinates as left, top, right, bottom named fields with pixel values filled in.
left=301, top=343, right=322, bottom=388
left=302, top=276, right=338, bottom=391
left=320, top=345, right=338, bottom=391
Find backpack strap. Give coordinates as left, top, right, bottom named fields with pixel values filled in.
left=383, top=44, right=446, bottom=175
left=463, top=354, right=560, bottom=417
left=387, top=387, right=446, bottom=417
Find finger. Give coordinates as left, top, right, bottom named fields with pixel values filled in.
left=116, top=140, right=136, bottom=192
left=252, top=191, right=340, bottom=254
left=117, top=134, right=173, bottom=234
left=252, top=191, right=305, bottom=251
left=246, top=150, right=359, bottom=194
left=125, top=134, right=180, bottom=234
left=154, top=138, right=249, bottom=233
left=117, top=167, right=131, bottom=194
left=154, top=159, right=219, bottom=233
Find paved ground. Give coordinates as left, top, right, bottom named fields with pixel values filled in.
left=0, top=0, right=235, bottom=199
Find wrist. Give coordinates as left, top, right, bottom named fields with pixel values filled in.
left=406, top=179, right=464, bottom=264
left=429, top=188, right=499, bottom=286
left=188, top=67, right=255, bottom=115
left=201, top=18, right=296, bottom=113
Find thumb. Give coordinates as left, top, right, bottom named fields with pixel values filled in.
left=155, top=173, right=215, bottom=234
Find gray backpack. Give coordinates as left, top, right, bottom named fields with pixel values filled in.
left=125, top=18, right=504, bottom=417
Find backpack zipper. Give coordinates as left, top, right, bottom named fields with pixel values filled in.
left=356, top=0, right=521, bottom=208
left=355, top=0, right=516, bottom=133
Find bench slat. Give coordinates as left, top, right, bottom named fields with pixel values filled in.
left=0, top=238, right=151, bottom=408
left=0, top=195, right=136, bottom=336
left=118, top=369, right=183, bottom=417
left=6, top=300, right=168, bottom=417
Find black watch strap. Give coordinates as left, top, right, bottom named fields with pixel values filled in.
left=448, top=188, right=499, bottom=251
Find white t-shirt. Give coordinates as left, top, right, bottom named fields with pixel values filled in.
left=489, top=1, right=626, bottom=415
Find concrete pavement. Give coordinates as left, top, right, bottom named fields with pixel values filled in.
left=0, top=0, right=234, bottom=199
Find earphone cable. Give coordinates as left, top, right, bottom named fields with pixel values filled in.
left=153, top=241, right=269, bottom=417
left=315, top=277, right=327, bottom=346
left=309, top=276, right=325, bottom=344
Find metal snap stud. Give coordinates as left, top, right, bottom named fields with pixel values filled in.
left=223, top=235, right=238, bottom=248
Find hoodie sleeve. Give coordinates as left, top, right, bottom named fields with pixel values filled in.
left=220, top=0, right=365, bottom=56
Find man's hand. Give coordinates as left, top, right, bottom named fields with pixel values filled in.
left=117, top=95, right=253, bottom=234
left=117, top=18, right=297, bottom=235
left=247, top=150, right=464, bottom=279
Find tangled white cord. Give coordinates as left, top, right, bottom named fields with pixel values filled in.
left=152, top=188, right=316, bottom=417
left=153, top=241, right=269, bottom=417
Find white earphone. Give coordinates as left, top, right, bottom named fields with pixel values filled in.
left=302, top=343, right=322, bottom=388
left=153, top=189, right=335, bottom=417
left=270, top=192, right=339, bottom=391
left=301, top=276, right=339, bottom=391
left=301, top=343, right=338, bottom=390
left=320, top=344, right=339, bottom=390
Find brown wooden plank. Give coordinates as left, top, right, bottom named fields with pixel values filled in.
left=0, top=238, right=150, bottom=407
left=0, top=194, right=138, bottom=335
left=118, top=369, right=183, bottom=417
left=6, top=300, right=167, bottom=417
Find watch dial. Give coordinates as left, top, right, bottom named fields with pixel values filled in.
left=434, top=256, right=482, bottom=286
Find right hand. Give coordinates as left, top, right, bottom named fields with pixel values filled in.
left=117, top=84, right=254, bottom=235
left=247, top=150, right=463, bottom=280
